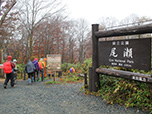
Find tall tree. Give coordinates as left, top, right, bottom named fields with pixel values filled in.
left=76, top=19, right=90, bottom=63
left=18, top=0, right=65, bottom=59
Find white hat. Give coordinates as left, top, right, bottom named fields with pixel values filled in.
left=13, top=59, right=17, bottom=63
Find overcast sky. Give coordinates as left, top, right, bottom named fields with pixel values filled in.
left=63, top=0, right=152, bottom=24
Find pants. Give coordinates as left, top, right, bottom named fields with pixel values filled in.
left=33, top=71, right=39, bottom=81
left=44, top=67, right=46, bottom=78
left=14, top=72, right=17, bottom=84
left=40, top=69, right=44, bottom=81
left=37, top=71, right=40, bottom=80
left=4, top=72, right=14, bottom=87
left=28, top=73, right=33, bottom=84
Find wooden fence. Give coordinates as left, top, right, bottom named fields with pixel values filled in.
left=89, top=24, right=152, bottom=92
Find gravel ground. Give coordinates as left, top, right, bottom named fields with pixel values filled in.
left=0, top=79, right=150, bottom=114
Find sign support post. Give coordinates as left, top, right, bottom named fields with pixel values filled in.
left=91, top=24, right=100, bottom=92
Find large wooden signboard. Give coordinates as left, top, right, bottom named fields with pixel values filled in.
left=98, top=38, right=151, bottom=71
left=47, top=54, right=61, bottom=73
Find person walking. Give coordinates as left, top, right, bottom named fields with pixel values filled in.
left=32, top=58, right=40, bottom=81
left=25, top=60, right=35, bottom=85
left=13, top=59, right=18, bottom=85
left=38, top=58, right=44, bottom=81
left=3, top=56, right=15, bottom=89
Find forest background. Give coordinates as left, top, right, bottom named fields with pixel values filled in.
left=0, top=0, right=151, bottom=64
left=0, top=0, right=152, bottom=113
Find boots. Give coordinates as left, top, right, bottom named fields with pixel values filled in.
left=28, top=78, right=31, bottom=85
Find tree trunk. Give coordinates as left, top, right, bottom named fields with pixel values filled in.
left=30, top=37, right=33, bottom=57
left=0, top=49, right=3, bottom=77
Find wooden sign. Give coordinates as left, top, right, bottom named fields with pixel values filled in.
left=98, top=38, right=151, bottom=71
left=47, top=54, right=61, bottom=73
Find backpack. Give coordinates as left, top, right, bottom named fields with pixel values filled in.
left=3, top=61, right=13, bottom=74
left=10, top=61, right=15, bottom=68
left=70, top=68, right=73, bottom=73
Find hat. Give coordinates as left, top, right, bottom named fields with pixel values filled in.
left=34, top=58, right=38, bottom=61
left=7, top=56, right=12, bottom=60
left=13, top=59, right=17, bottom=63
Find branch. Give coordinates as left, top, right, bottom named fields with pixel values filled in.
left=0, top=0, right=17, bottom=27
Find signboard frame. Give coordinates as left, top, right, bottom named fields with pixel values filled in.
left=47, top=54, right=62, bottom=74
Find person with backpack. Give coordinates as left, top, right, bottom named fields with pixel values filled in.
left=3, top=55, right=15, bottom=89
left=25, top=60, right=36, bottom=85
left=38, top=58, right=44, bottom=81
left=32, top=58, right=40, bottom=81
left=69, top=66, right=75, bottom=73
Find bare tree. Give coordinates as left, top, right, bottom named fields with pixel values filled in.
left=75, top=19, right=90, bottom=63
left=98, top=16, right=119, bottom=30
left=0, top=0, right=16, bottom=27
left=18, top=0, right=65, bottom=59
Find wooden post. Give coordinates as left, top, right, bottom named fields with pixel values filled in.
left=24, top=70, right=26, bottom=80
left=92, top=24, right=100, bottom=92
left=84, top=73, right=87, bottom=89
left=89, top=67, right=93, bottom=92
left=53, top=72, right=55, bottom=81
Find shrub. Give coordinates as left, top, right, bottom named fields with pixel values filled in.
left=97, top=75, right=152, bottom=113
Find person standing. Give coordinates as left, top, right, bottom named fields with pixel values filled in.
left=3, top=56, right=15, bottom=89
left=32, top=58, right=40, bottom=81
left=25, top=60, right=35, bottom=85
left=43, top=58, right=47, bottom=78
left=38, top=58, right=44, bottom=81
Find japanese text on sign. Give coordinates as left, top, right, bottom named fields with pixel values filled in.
left=98, top=38, right=151, bottom=71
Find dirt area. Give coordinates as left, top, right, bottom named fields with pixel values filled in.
left=0, top=79, right=4, bottom=82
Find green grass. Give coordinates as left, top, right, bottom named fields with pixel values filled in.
left=45, top=80, right=61, bottom=85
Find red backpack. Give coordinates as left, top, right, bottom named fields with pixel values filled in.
left=3, top=61, right=13, bottom=74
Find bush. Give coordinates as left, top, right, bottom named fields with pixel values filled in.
left=97, top=75, right=152, bottom=113
left=16, top=64, right=25, bottom=73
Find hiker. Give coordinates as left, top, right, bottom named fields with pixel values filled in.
left=38, top=58, right=44, bottom=81
left=32, top=58, right=40, bottom=81
left=69, top=66, right=75, bottom=73
left=25, top=60, right=36, bottom=85
left=3, top=55, right=16, bottom=89
left=13, top=59, right=18, bottom=84
left=43, top=58, right=47, bottom=78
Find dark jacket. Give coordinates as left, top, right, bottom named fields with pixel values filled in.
left=25, top=60, right=35, bottom=73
